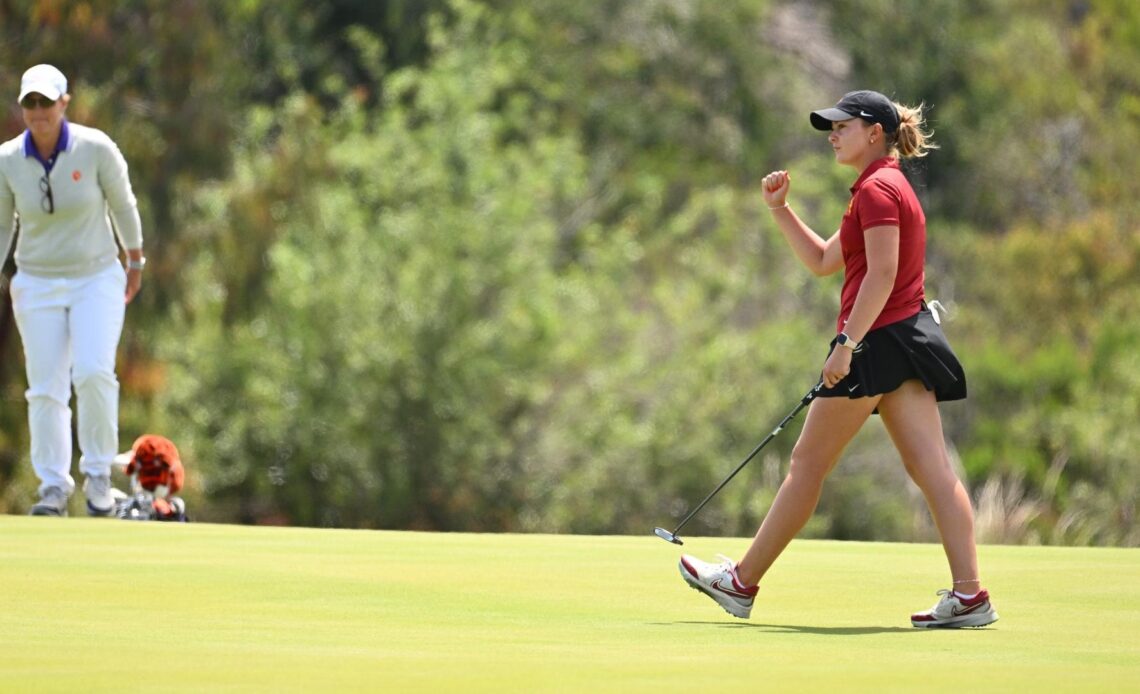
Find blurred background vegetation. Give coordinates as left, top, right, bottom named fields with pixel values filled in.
left=1, top=0, right=1136, bottom=545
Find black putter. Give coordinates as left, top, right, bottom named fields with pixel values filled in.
left=654, top=382, right=822, bottom=545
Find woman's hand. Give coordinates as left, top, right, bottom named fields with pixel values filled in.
left=762, top=170, right=791, bottom=208
left=125, top=268, right=142, bottom=304
left=822, top=346, right=853, bottom=389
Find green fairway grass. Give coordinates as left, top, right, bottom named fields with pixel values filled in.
left=0, top=516, right=1137, bottom=692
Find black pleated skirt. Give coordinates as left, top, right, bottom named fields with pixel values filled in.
left=817, top=305, right=967, bottom=403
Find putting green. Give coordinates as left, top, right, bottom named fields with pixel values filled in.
left=0, top=516, right=1136, bottom=692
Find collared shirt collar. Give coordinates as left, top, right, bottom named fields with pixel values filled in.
left=849, top=156, right=898, bottom=194
left=23, top=118, right=71, bottom=171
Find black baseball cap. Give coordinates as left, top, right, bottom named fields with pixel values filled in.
left=810, top=90, right=900, bottom=133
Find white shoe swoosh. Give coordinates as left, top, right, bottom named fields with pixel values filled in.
left=710, top=579, right=752, bottom=599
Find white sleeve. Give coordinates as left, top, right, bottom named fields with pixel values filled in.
left=96, top=133, right=143, bottom=251
left=0, top=171, right=15, bottom=264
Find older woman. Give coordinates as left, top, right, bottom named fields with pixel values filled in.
left=0, top=64, right=144, bottom=516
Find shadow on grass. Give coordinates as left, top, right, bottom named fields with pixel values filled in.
left=654, top=622, right=923, bottom=635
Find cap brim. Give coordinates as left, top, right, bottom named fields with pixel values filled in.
left=810, top=107, right=857, bottom=131
left=18, top=83, right=63, bottom=103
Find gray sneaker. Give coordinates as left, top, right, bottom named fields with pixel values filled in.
left=83, top=475, right=115, bottom=517
left=30, top=486, right=70, bottom=516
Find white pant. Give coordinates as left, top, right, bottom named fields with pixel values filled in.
left=10, top=262, right=126, bottom=495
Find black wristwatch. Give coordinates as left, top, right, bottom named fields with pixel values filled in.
left=836, top=332, right=859, bottom=350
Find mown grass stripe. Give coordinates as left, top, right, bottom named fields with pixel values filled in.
left=1, top=516, right=1136, bottom=692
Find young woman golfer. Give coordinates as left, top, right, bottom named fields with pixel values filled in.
left=678, top=90, right=998, bottom=628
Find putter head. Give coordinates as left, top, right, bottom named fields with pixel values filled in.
left=653, top=527, right=683, bottom=545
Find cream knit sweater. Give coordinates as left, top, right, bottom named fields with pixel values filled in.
left=0, top=121, right=142, bottom=278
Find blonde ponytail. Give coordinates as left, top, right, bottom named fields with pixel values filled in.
left=888, top=102, right=938, bottom=159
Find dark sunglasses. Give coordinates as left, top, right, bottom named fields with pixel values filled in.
left=20, top=94, right=56, bottom=109
left=40, top=174, right=54, bottom=214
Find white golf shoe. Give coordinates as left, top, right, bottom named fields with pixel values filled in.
left=679, top=554, right=758, bottom=619
left=911, top=589, right=999, bottom=628
left=29, top=486, right=70, bottom=516
left=83, top=475, right=115, bottom=517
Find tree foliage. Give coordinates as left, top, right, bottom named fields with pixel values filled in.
left=0, top=0, right=1136, bottom=545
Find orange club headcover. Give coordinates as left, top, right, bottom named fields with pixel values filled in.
left=125, top=434, right=185, bottom=496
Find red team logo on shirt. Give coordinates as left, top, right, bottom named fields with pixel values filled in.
left=72, top=170, right=81, bottom=181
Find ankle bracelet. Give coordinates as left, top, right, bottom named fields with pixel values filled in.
left=952, top=578, right=980, bottom=584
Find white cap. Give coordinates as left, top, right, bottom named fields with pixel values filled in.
left=18, top=64, right=68, bottom=103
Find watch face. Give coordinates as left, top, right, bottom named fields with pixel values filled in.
left=837, top=333, right=849, bottom=345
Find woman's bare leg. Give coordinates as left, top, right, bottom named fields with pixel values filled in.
left=878, top=380, right=981, bottom=594
left=735, top=395, right=880, bottom=586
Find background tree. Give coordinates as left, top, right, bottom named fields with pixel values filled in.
left=0, top=0, right=1135, bottom=545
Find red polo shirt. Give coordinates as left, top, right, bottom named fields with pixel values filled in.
left=836, top=157, right=926, bottom=334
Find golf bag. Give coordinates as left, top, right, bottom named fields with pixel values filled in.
left=112, top=434, right=189, bottom=522
left=114, top=492, right=188, bottom=521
